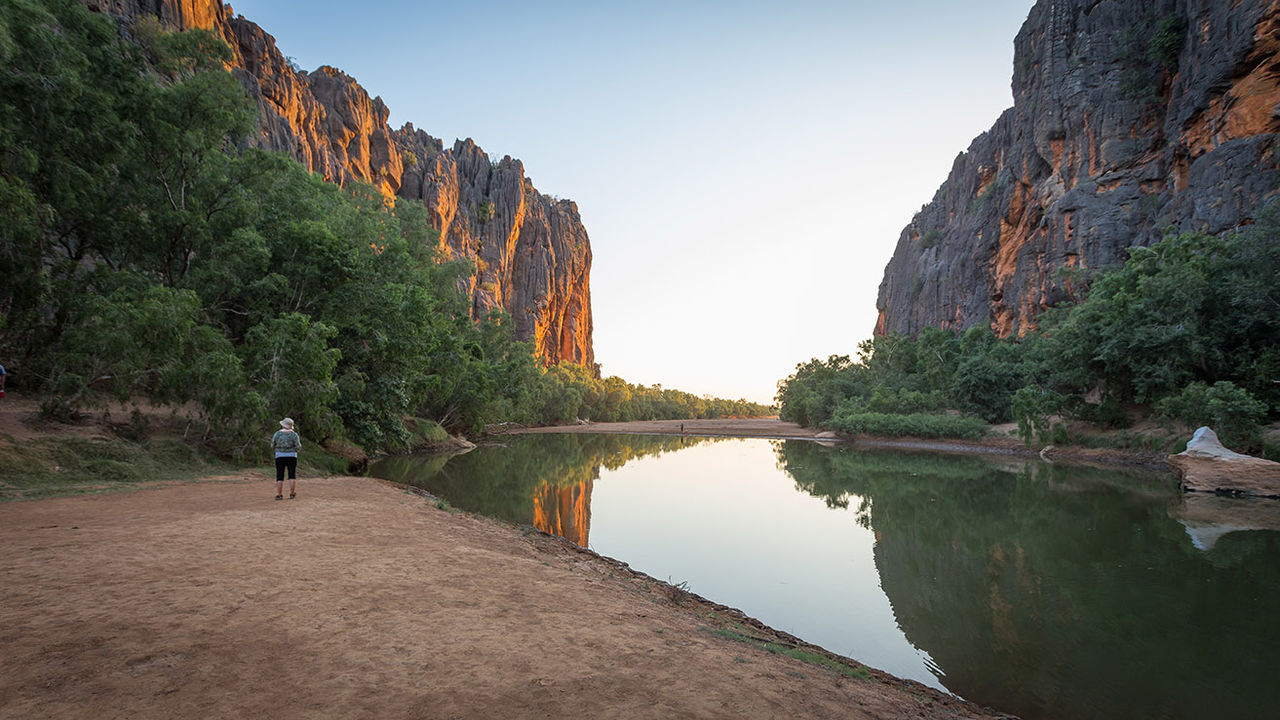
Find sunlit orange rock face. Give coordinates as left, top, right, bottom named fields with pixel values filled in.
left=395, top=134, right=594, bottom=364
left=532, top=479, right=593, bottom=548
left=82, top=0, right=593, bottom=367
left=876, top=0, right=1280, bottom=339
left=82, top=0, right=224, bottom=30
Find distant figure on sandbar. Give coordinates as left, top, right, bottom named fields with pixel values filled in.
left=271, top=417, right=301, bottom=500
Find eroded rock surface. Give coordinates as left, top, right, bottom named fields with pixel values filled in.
left=1169, top=427, right=1280, bottom=497
left=877, top=0, right=1280, bottom=338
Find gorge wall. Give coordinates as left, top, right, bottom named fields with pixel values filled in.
left=876, top=0, right=1280, bottom=338
left=81, top=0, right=593, bottom=366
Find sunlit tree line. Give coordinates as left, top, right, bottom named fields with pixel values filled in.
left=534, top=364, right=772, bottom=424
left=0, top=0, right=769, bottom=456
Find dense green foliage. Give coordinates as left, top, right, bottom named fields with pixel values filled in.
left=0, top=0, right=769, bottom=457
left=775, top=327, right=1023, bottom=441
left=827, top=410, right=989, bottom=440
left=778, top=213, right=1280, bottom=450
left=530, top=363, right=770, bottom=424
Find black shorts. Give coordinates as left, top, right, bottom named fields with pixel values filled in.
left=275, top=456, right=297, bottom=482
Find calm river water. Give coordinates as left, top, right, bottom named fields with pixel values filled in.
left=369, top=434, right=1280, bottom=720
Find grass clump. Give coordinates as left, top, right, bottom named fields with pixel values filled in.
left=665, top=579, right=692, bottom=604
left=408, top=417, right=452, bottom=446
left=705, top=625, right=869, bottom=679
left=0, top=435, right=234, bottom=501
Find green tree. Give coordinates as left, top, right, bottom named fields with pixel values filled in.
left=0, top=0, right=147, bottom=360
left=948, top=330, right=1026, bottom=423
left=241, top=313, right=341, bottom=438
left=775, top=355, right=864, bottom=426
left=1155, top=381, right=1267, bottom=451
left=1039, top=223, right=1280, bottom=415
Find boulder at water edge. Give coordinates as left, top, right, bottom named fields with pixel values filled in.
left=1168, top=427, right=1280, bottom=497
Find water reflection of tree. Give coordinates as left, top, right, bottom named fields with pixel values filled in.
left=776, top=441, right=1280, bottom=720
left=373, top=434, right=722, bottom=546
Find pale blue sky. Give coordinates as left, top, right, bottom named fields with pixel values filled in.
left=230, top=0, right=1037, bottom=404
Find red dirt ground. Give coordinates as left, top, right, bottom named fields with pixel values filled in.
left=0, top=474, right=1009, bottom=719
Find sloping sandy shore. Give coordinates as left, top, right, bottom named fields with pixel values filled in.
left=0, top=473, right=1006, bottom=719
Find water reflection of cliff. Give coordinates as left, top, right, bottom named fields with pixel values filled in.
left=370, top=433, right=719, bottom=547
left=776, top=441, right=1280, bottom=720
left=532, top=476, right=593, bottom=547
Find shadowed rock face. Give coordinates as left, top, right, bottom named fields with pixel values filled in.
left=81, top=0, right=594, bottom=367
left=877, top=0, right=1280, bottom=338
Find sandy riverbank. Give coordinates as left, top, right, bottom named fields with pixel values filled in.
left=0, top=471, right=1007, bottom=719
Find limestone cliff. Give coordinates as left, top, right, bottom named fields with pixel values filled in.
left=876, top=0, right=1280, bottom=338
left=81, top=0, right=594, bottom=366
left=394, top=132, right=594, bottom=364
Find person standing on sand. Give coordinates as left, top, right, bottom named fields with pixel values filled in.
left=0, top=363, right=6, bottom=398
left=271, top=417, right=301, bottom=500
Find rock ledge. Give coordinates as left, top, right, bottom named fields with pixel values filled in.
left=1168, top=427, right=1280, bottom=497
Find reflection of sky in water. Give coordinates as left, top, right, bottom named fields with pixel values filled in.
left=375, top=433, right=1280, bottom=718
left=587, top=437, right=943, bottom=690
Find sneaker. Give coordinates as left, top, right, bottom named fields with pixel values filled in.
left=275, top=495, right=283, bottom=500
left=289, top=492, right=296, bottom=499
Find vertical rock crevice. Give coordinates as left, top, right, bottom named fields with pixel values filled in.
left=877, top=0, right=1280, bottom=338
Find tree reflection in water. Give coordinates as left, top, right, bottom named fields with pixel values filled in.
left=776, top=441, right=1280, bottom=720
left=370, top=433, right=722, bottom=547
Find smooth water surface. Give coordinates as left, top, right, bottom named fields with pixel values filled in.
left=370, top=434, right=1280, bottom=720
